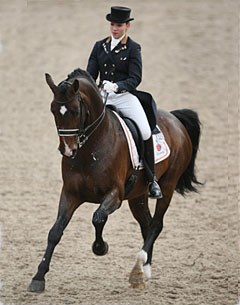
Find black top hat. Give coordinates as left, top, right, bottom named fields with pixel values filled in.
left=106, top=6, right=134, bottom=23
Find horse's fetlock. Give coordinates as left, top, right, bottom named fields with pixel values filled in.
left=143, top=264, right=152, bottom=280
left=137, top=249, right=148, bottom=264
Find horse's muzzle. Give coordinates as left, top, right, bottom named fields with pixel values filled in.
left=58, top=145, right=78, bottom=159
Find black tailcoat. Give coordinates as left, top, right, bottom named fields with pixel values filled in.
left=87, top=35, right=157, bottom=130
left=87, top=35, right=142, bottom=93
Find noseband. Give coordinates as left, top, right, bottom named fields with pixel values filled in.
left=56, top=81, right=107, bottom=148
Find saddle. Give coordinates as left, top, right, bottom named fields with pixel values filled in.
left=122, top=117, right=144, bottom=161
left=107, top=105, right=166, bottom=166
left=123, top=117, right=160, bottom=160
left=107, top=105, right=170, bottom=196
left=107, top=105, right=144, bottom=161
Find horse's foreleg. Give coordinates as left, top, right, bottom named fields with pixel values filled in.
left=92, top=188, right=121, bottom=256
left=28, top=189, right=81, bottom=293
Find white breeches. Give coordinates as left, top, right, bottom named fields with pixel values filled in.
left=103, top=92, right=151, bottom=140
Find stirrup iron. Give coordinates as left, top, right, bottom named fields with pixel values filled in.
left=148, top=180, right=163, bottom=199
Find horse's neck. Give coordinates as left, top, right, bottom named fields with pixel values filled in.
left=84, top=87, right=104, bottom=122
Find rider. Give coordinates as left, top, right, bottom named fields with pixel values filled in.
left=86, top=6, right=162, bottom=199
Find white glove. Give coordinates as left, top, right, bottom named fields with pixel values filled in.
left=103, top=80, right=118, bottom=93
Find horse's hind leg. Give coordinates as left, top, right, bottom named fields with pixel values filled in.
left=28, top=189, right=81, bottom=293
left=128, top=194, right=153, bottom=288
left=129, top=187, right=173, bottom=288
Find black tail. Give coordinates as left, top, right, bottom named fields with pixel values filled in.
left=171, top=109, right=202, bottom=195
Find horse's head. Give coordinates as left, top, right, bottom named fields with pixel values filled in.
left=46, top=73, right=89, bottom=159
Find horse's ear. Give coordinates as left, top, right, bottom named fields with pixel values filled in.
left=45, top=73, right=57, bottom=94
left=72, top=79, right=79, bottom=94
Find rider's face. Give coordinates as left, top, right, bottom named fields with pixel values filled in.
left=110, top=22, right=130, bottom=39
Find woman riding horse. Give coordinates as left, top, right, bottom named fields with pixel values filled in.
left=87, top=6, right=162, bottom=199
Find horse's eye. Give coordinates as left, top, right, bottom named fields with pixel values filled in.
left=71, top=109, right=80, bottom=116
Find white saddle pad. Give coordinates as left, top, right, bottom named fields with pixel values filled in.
left=112, top=111, right=170, bottom=169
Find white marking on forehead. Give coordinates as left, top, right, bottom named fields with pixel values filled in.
left=60, top=105, right=67, bottom=115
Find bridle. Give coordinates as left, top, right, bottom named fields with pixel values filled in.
left=56, top=81, right=108, bottom=148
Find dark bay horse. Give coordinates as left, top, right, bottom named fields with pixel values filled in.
left=28, top=68, right=201, bottom=292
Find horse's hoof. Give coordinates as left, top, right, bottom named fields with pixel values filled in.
left=129, top=274, right=146, bottom=289
left=92, top=241, right=109, bottom=256
left=129, top=266, right=146, bottom=289
left=28, top=279, right=45, bottom=293
left=130, top=282, right=146, bottom=289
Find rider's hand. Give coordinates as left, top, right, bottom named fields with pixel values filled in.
left=103, top=80, right=118, bottom=93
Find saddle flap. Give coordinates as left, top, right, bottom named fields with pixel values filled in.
left=122, top=117, right=144, bottom=161
left=111, top=110, right=170, bottom=170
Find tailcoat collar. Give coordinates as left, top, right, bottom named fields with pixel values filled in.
left=106, top=35, right=128, bottom=45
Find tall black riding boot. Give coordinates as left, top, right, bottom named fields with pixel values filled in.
left=144, top=137, right=163, bottom=199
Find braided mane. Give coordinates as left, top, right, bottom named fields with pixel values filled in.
left=66, top=68, right=99, bottom=91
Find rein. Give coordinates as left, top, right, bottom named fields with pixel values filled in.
left=77, top=93, right=107, bottom=148
left=57, top=80, right=108, bottom=148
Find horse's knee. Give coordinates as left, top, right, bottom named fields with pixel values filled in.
left=92, top=208, right=108, bottom=227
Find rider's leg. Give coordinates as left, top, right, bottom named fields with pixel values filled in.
left=143, top=136, right=162, bottom=198
left=107, top=92, right=162, bottom=198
